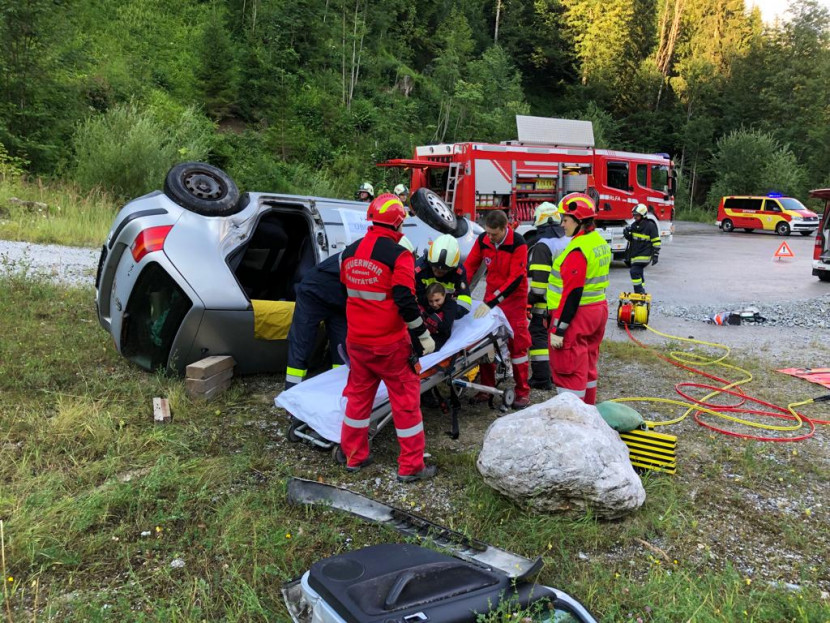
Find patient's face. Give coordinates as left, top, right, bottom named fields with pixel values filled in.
left=428, top=292, right=445, bottom=311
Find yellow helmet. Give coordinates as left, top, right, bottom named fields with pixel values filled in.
left=427, top=234, right=461, bottom=270
left=632, top=203, right=648, bottom=217
left=533, top=202, right=561, bottom=227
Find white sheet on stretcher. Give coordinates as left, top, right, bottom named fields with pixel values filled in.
left=274, top=305, right=513, bottom=443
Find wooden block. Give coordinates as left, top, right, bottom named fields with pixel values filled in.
left=186, top=367, right=234, bottom=395
left=153, top=397, right=171, bottom=423
left=186, top=355, right=235, bottom=380
left=189, top=378, right=232, bottom=401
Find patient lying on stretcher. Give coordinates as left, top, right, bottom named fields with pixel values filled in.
left=420, top=282, right=456, bottom=351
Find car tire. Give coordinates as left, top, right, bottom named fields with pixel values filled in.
left=411, top=188, right=457, bottom=235
left=743, top=228, right=754, bottom=233
left=775, top=221, right=790, bottom=236
left=721, top=219, right=734, bottom=233
left=164, top=162, right=242, bottom=216
left=819, top=272, right=830, bottom=282
left=799, top=231, right=812, bottom=236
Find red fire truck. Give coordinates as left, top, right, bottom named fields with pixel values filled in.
left=380, top=117, right=676, bottom=257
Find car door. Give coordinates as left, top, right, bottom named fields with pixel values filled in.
left=762, top=199, right=783, bottom=231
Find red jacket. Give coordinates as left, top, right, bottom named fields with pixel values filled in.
left=340, top=226, right=423, bottom=346
left=463, top=227, right=528, bottom=311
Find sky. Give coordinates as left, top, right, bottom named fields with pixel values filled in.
left=748, top=0, right=830, bottom=23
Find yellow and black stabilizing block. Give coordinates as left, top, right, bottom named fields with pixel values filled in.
left=619, top=428, right=677, bottom=474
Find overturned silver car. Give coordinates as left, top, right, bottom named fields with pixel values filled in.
left=95, top=162, right=480, bottom=374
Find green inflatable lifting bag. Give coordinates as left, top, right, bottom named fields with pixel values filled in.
left=596, top=401, right=645, bottom=432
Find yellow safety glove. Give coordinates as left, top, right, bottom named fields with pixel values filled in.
left=473, top=303, right=490, bottom=319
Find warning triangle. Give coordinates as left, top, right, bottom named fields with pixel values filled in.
left=774, top=241, right=795, bottom=259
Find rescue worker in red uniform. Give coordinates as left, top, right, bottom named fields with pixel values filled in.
left=339, top=194, right=438, bottom=483
left=547, top=193, right=611, bottom=405
left=464, top=210, right=532, bottom=409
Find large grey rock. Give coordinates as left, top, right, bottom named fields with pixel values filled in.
left=477, top=393, right=645, bottom=519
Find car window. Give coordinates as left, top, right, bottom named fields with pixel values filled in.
left=724, top=198, right=761, bottom=211
left=779, top=197, right=807, bottom=211
left=651, top=165, right=668, bottom=191
left=122, top=263, right=192, bottom=371
left=607, top=161, right=629, bottom=191
left=764, top=200, right=782, bottom=213
left=636, top=164, right=647, bottom=188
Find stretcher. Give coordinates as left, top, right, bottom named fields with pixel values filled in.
left=274, top=306, right=514, bottom=458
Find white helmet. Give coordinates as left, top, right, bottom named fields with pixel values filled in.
left=633, top=203, right=648, bottom=217
left=394, top=183, right=409, bottom=197
left=427, top=234, right=461, bottom=270
left=398, top=235, right=416, bottom=255
left=356, top=181, right=374, bottom=201
left=533, top=201, right=561, bottom=227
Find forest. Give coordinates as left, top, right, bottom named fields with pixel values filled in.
left=0, top=0, right=828, bottom=212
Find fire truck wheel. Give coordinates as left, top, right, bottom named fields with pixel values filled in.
left=410, top=188, right=458, bottom=235
left=721, top=219, right=734, bottom=233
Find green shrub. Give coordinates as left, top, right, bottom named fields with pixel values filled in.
left=72, top=102, right=213, bottom=199
left=706, top=129, right=807, bottom=204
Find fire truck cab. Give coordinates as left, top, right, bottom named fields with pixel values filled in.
left=380, top=117, right=675, bottom=258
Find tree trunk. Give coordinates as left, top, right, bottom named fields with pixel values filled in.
left=494, top=0, right=502, bottom=43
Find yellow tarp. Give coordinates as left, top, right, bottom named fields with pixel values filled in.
left=251, top=300, right=295, bottom=340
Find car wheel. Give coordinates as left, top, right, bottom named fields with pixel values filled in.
left=819, top=272, right=830, bottom=282
left=164, top=162, right=242, bottom=216
left=799, top=231, right=812, bottom=236
left=743, top=228, right=754, bottom=233
left=502, top=387, right=515, bottom=409
left=721, top=219, right=734, bottom=232
left=775, top=221, right=790, bottom=236
left=411, top=188, right=457, bottom=235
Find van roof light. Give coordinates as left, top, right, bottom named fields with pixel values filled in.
left=767, top=192, right=783, bottom=198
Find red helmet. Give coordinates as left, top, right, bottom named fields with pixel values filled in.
left=367, top=193, right=407, bottom=228
left=557, top=192, right=596, bottom=221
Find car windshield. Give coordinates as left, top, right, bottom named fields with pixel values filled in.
left=122, top=263, right=192, bottom=371
left=779, top=198, right=808, bottom=212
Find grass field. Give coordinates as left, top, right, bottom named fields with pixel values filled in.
left=2, top=267, right=829, bottom=622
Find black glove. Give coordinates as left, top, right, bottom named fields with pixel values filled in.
left=651, top=254, right=659, bottom=266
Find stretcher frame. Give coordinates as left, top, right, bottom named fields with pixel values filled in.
left=287, top=330, right=513, bottom=460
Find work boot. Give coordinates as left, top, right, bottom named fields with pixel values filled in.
left=469, top=391, right=491, bottom=405
left=345, top=455, right=374, bottom=473
left=512, top=396, right=530, bottom=410
left=528, top=377, right=553, bottom=390
left=397, top=465, right=438, bottom=483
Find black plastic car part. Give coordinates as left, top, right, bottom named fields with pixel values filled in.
left=164, top=162, right=242, bottom=216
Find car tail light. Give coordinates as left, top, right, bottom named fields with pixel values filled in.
left=131, top=225, right=173, bottom=263
left=816, top=232, right=824, bottom=261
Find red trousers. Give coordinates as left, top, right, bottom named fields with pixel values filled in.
left=549, top=301, right=607, bottom=405
left=340, top=338, right=425, bottom=475
left=480, top=301, right=531, bottom=400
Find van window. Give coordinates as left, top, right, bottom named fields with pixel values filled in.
left=607, top=162, right=629, bottom=191
left=779, top=198, right=807, bottom=211
left=724, top=198, right=762, bottom=211
left=764, top=200, right=782, bottom=213
left=651, top=165, right=669, bottom=191
left=636, top=164, right=648, bottom=188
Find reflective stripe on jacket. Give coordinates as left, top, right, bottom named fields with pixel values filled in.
left=341, top=226, right=422, bottom=346
left=547, top=231, right=611, bottom=310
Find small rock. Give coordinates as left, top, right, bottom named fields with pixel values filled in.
left=170, top=558, right=186, bottom=569
left=140, top=531, right=151, bottom=537
left=578, top=552, right=589, bottom=561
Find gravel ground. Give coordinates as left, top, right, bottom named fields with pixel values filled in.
left=0, top=240, right=99, bottom=288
